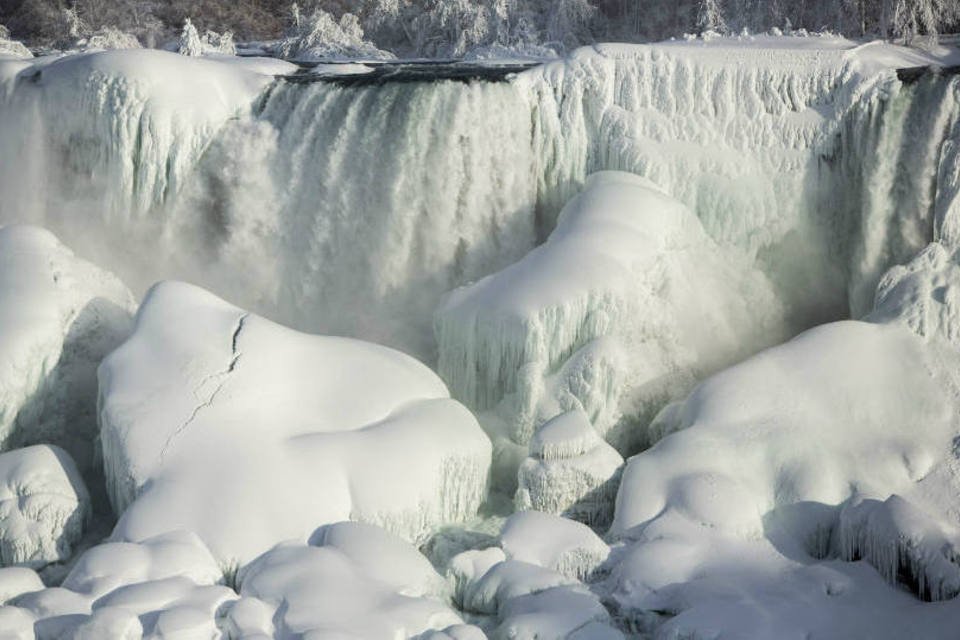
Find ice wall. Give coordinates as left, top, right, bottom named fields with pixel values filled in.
left=0, top=42, right=958, bottom=367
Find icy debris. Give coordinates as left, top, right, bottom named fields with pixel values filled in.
left=839, top=495, right=960, bottom=601
left=100, top=281, right=491, bottom=565
left=449, top=547, right=507, bottom=607
left=516, top=410, right=623, bottom=527
left=499, top=511, right=609, bottom=581
left=0, top=445, right=89, bottom=568
left=311, top=521, right=449, bottom=599
left=236, top=542, right=462, bottom=638
left=61, top=531, right=222, bottom=600
left=436, top=172, right=786, bottom=463
left=0, top=567, right=43, bottom=602
left=460, top=560, right=577, bottom=615
left=0, top=226, right=134, bottom=472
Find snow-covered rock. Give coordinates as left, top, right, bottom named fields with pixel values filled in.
left=499, top=511, right=608, bottom=581
left=312, top=521, right=449, bottom=599
left=606, top=294, right=960, bottom=635
left=516, top=410, right=623, bottom=526
left=0, top=445, right=89, bottom=568
left=62, top=531, right=222, bottom=600
left=0, top=26, right=30, bottom=60
left=437, top=172, right=785, bottom=488
left=0, top=226, right=134, bottom=472
left=235, top=541, right=462, bottom=638
left=99, top=281, right=491, bottom=566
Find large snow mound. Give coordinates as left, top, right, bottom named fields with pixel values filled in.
left=0, top=445, right=89, bottom=569
left=0, top=225, right=134, bottom=472
left=437, top=172, right=786, bottom=474
left=99, top=281, right=491, bottom=566
left=604, top=241, right=960, bottom=636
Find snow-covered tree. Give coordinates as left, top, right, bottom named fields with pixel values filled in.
left=697, top=0, right=728, bottom=33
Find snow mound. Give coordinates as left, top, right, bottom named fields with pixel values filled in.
left=0, top=567, right=43, bottom=602
left=437, top=171, right=785, bottom=468
left=235, top=541, right=461, bottom=638
left=99, top=281, right=491, bottom=566
left=311, top=521, right=449, bottom=599
left=62, top=531, right=222, bottom=599
left=606, top=286, right=960, bottom=635
left=0, top=225, right=134, bottom=472
left=516, top=410, right=623, bottom=526
left=0, top=445, right=89, bottom=568
left=449, top=547, right=622, bottom=639
left=500, top=511, right=609, bottom=581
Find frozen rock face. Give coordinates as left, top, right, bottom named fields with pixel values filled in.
left=0, top=445, right=89, bottom=568
left=0, top=225, right=135, bottom=472
left=516, top=411, right=623, bottom=526
left=437, top=172, right=786, bottom=476
left=606, top=301, right=960, bottom=636
left=99, top=281, right=492, bottom=566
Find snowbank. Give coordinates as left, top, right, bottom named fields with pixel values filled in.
left=0, top=445, right=89, bottom=568
left=99, top=281, right=491, bottom=566
left=0, top=225, right=134, bottom=472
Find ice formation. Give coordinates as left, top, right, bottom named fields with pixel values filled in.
left=516, top=410, right=623, bottom=526
left=0, top=225, right=134, bottom=472
left=0, top=445, right=89, bottom=568
left=99, top=281, right=491, bottom=566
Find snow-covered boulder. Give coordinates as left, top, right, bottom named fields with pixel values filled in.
left=516, top=410, right=623, bottom=526
left=0, top=445, right=89, bottom=568
left=499, top=511, right=608, bottom=581
left=99, top=281, right=492, bottom=566
left=0, top=567, right=43, bottom=603
left=436, top=172, right=787, bottom=468
left=0, top=225, right=134, bottom=472
left=311, top=521, right=449, bottom=599
left=606, top=303, right=960, bottom=636
left=235, top=541, right=462, bottom=638
left=62, top=531, right=222, bottom=599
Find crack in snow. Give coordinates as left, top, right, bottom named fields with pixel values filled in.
left=159, top=313, right=248, bottom=462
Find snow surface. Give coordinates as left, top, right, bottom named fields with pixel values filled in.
left=0, top=225, right=134, bottom=473
left=99, top=280, right=491, bottom=566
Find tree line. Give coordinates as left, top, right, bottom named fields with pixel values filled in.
left=1, top=0, right=958, bottom=54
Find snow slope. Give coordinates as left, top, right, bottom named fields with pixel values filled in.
left=99, top=281, right=491, bottom=567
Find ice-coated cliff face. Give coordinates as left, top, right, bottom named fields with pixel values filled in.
left=1, top=39, right=957, bottom=366
left=0, top=225, right=134, bottom=473
left=98, top=281, right=491, bottom=567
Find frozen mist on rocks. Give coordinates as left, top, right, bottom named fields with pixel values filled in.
left=0, top=30, right=960, bottom=639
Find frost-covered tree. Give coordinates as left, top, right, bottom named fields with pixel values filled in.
left=273, top=5, right=393, bottom=60
left=697, top=0, right=727, bottom=33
